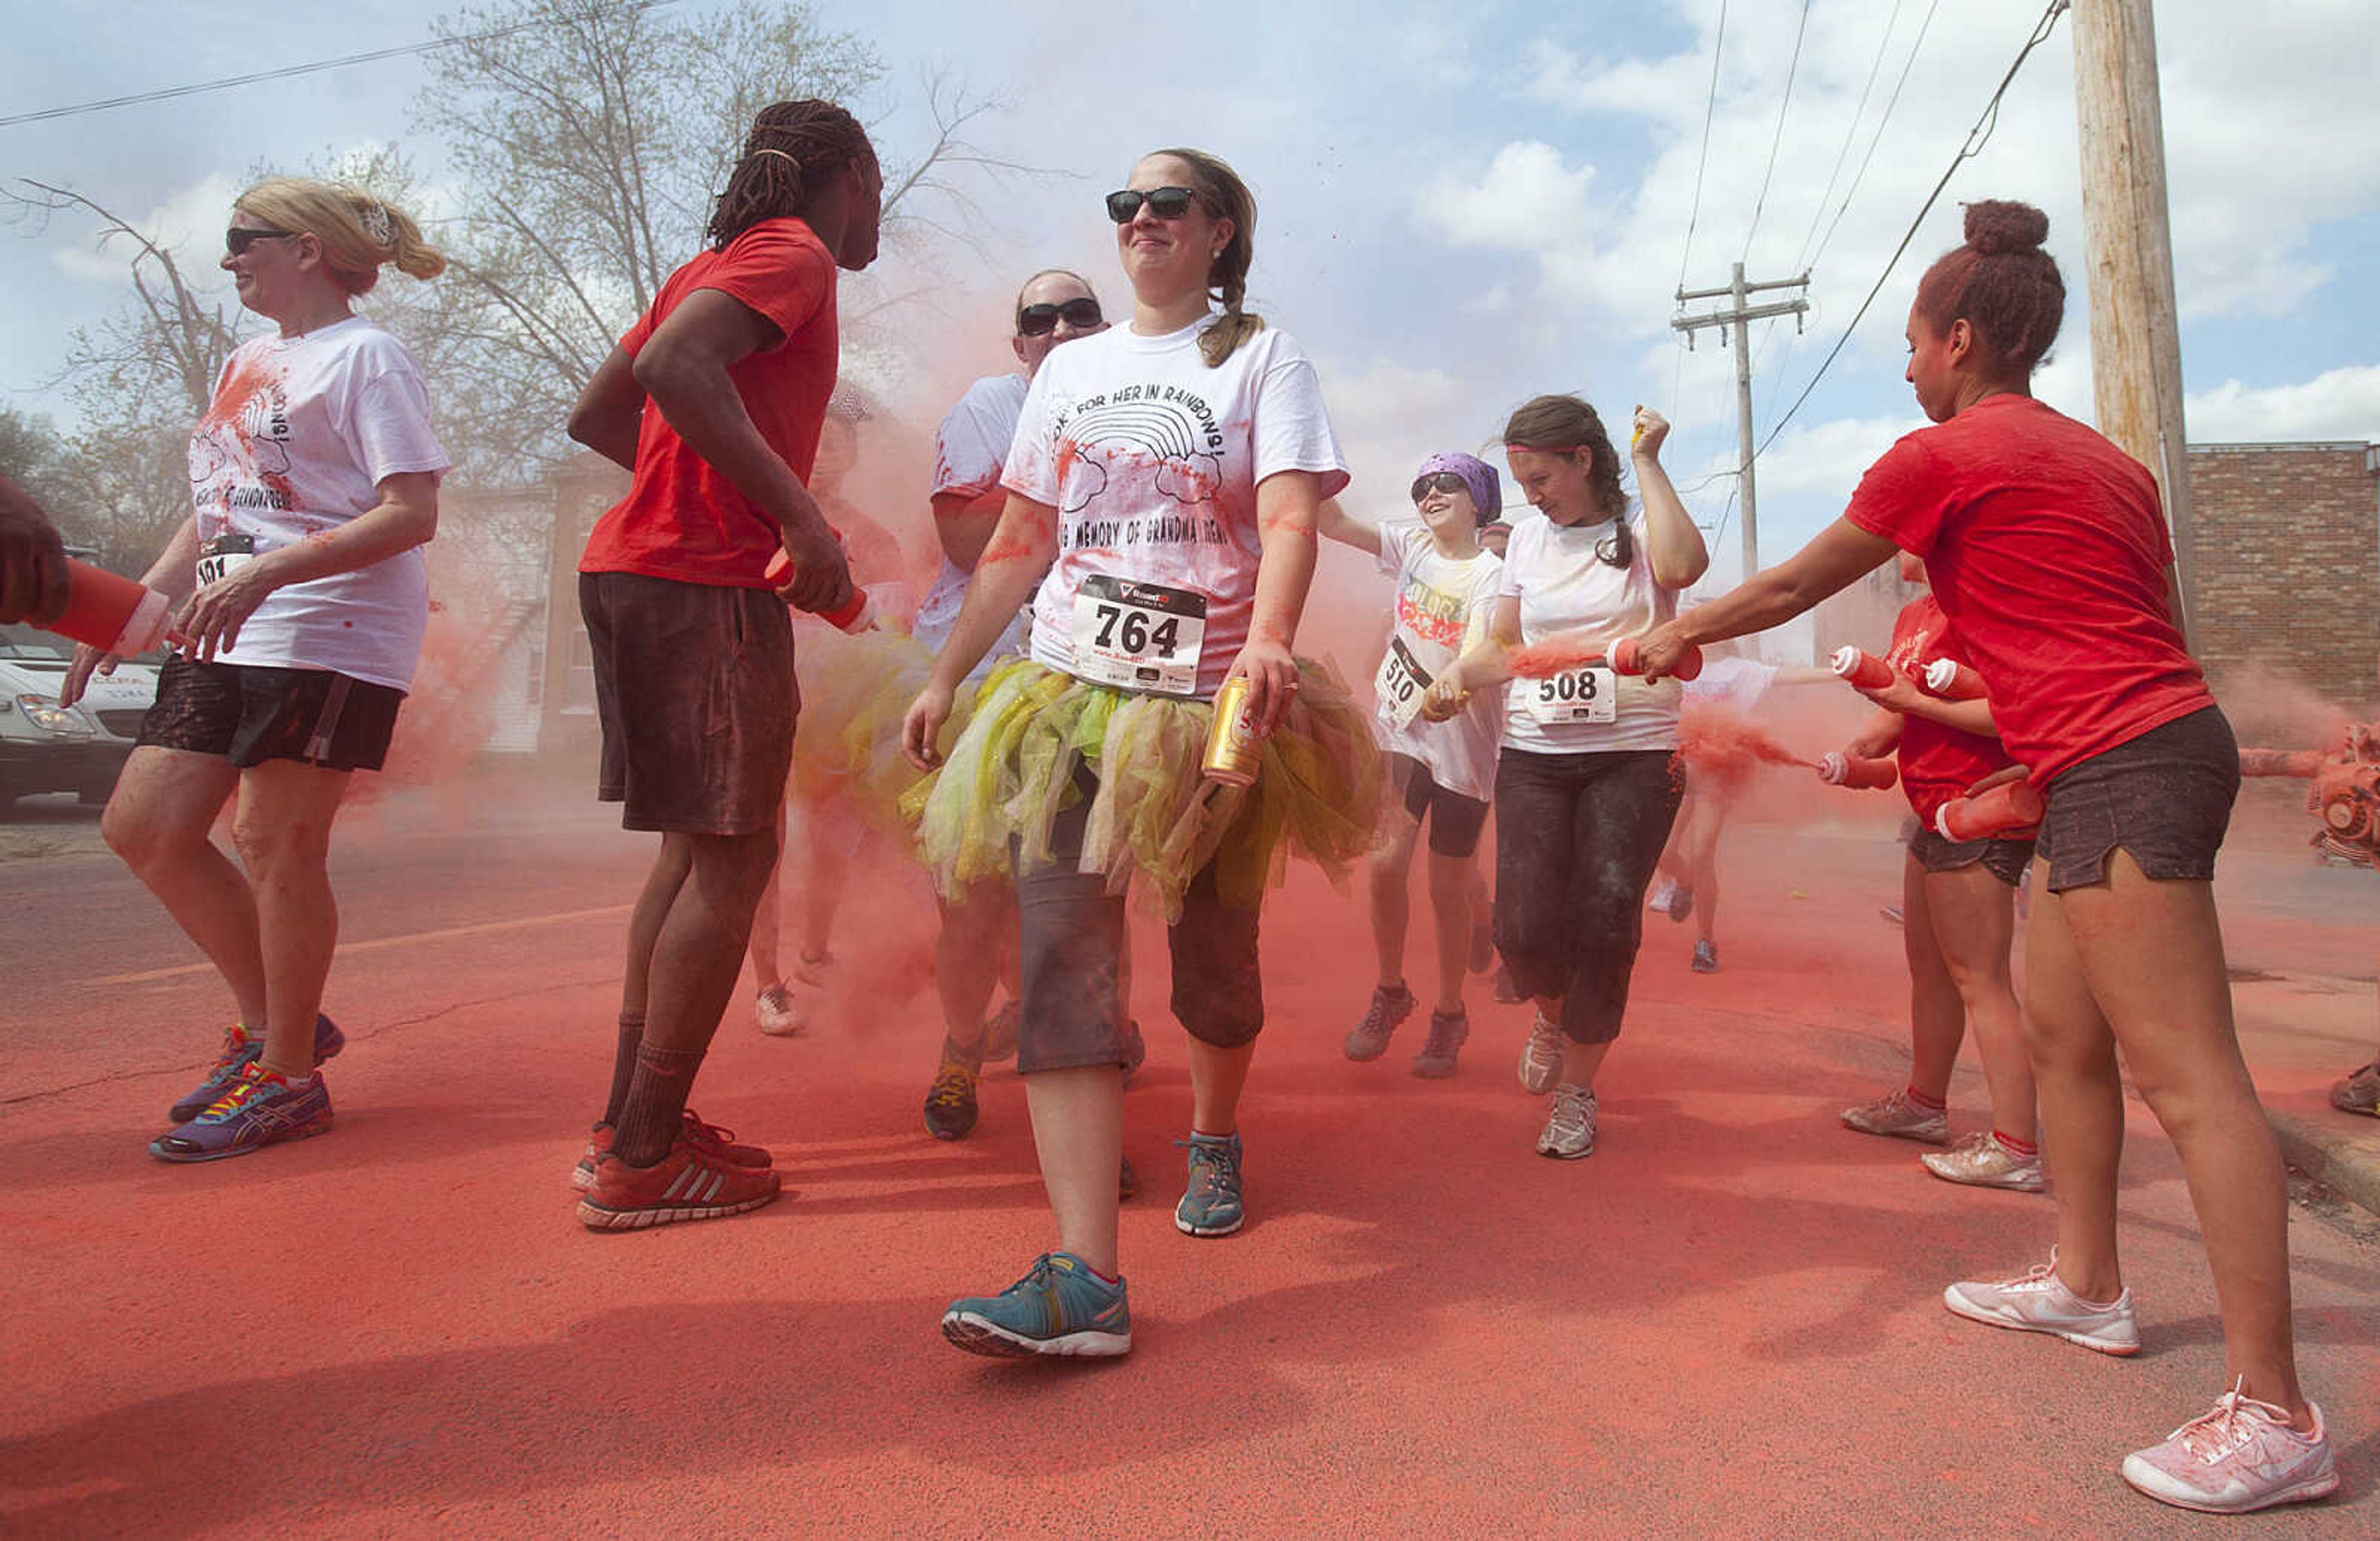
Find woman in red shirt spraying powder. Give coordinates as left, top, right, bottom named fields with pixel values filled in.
left=1832, top=555, right=2040, bottom=1193
left=1627, top=201, right=2334, bottom=1513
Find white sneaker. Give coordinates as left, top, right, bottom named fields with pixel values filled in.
left=754, top=984, right=806, bottom=1037
left=2120, top=1380, right=2338, bottom=1514
left=1518, top=1012, right=1566, bottom=1095
left=1646, top=876, right=1678, bottom=914
left=1535, top=1084, right=1597, bottom=1159
left=1942, top=1251, right=2139, bottom=1356
left=1923, top=1131, right=2045, bottom=1192
left=1840, top=1086, right=1949, bottom=1144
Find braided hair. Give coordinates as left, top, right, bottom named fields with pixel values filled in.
left=1148, top=147, right=1264, bottom=368
left=1503, top=395, right=1634, bottom=569
left=707, top=100, right=876, bottom=252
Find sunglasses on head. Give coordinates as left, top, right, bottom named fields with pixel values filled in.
left=1017, top=298, right=1103, bottom=336
left=226, top=226, right=298, bottom=256
left=1105, top=186, right=1202, bottom=224
left=1411, top=471, right=1472, bottom=504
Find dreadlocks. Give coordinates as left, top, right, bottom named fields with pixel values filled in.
left=706, top=99, right=876, bottom=252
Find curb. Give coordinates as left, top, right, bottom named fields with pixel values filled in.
left=2272, top=1108, right=2380, bottom=1219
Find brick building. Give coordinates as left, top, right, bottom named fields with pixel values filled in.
left=2182, top=441, right=2380, bottom=709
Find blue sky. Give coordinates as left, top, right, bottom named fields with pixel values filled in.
left=5, top=0, right=2377, bottom=595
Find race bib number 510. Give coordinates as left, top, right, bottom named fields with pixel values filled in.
left=1070, top=575, right=1207, bottom=696
left=1524, top=665, right=1617, bottom=726
left=1373, top=636, right=1435, bottom=730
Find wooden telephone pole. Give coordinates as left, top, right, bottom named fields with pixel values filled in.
left=1673, top=264, right=1809, bottom=581
left=2072, top=0, right=2197, bottom=634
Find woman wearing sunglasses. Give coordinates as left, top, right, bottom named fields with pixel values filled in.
left=61, top=178, right=447, bottom=1162
left=901, top=148, right=1375, bottom=1358
left=1419, top=394, right=1708, bottom=1160
left=1316, top=455, right=1504, bottom=1077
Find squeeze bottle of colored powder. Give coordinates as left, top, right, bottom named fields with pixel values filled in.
left=47, top=559, right=177, bottom=656
left=1936, top=779, right=2046, bottom=841
left=1828, top=646, right=1896, bottom=690
left=1817, top=752, right=1898, bottom=790
left=763, top=549, right=874, bottom=633
left=1921, top=658, right=1987, bottom=700
left=1610, top=634, right=1702, bottom=682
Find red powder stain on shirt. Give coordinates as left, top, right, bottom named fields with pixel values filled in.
left=1679, top=706, right=1811, bottom=773
left=198, top=355, right=280, bottom=435
left=1509, top=636, right=1606, bottom=678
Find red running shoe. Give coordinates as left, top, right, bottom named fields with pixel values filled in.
left=572, top=1111, right=773, bottom=1191
left=575, top=1136, right=780, bottom=1230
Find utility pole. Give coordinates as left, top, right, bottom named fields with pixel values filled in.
left=2072, top=0, right=2196, bottom=637
left=1673, top=263, right=1809, bottom=581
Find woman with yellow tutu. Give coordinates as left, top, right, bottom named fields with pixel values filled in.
left=900, top=147, right=1377, bottom=1358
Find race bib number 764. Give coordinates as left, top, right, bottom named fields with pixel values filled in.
left=1070, top=575, right=1207, bottom=696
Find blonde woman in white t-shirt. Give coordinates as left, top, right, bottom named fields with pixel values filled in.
left=1424, top=394, right=1708, bottom=1159
left=1316, top=453, right=1504, bottom=1078
left=901, top=148, right=1377, bottom=1358
left=61, top=178, right=447, bottom=1164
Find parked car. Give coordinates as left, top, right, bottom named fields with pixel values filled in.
left=0, top=624, right=162, bottom=811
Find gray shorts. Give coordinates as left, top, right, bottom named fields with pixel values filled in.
left=1906, top=824, right=2034, bottom=888
left=2037, top=705, right=2237, bottom=893
left=1015, top=767, right=1263, bottom=1073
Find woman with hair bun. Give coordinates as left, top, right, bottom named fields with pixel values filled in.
left=1630, top=199, right=2335, bottom=1514
left=61, top=177, right=450, bottom=1163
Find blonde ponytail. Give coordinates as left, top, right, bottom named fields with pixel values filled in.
left=234, top=176, right=445, bottom=295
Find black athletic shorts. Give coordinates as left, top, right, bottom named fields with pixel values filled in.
left=136, top=655, right=403, bottom=772
left=1906, top=824, right=2034, bottom=888
left=2037, top=705, right=2237, bottom=894
left=1388, top=753, right=1491, bottom=859
left=580, top=570, right=796, bottom=836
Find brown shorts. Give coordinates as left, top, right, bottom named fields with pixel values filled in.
left=2037, top=705, right=2237, bottom=893
left=580, top=571, right=795, bottom=836
left=136, top=655, right=403, bottom=772
left=1907, top=824, right=2034, bottom=888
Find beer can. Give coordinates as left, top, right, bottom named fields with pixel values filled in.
left=1202, top=675, right=1263, bottom=787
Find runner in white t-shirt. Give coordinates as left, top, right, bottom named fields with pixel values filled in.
left=1423, top=393, right=1709, bottom=1160
left=901, top=148, right=1377, bottom=1359
left=1316, top=451, right=1504, bottom=1079
left=61, top=178, right=449, bottom=1164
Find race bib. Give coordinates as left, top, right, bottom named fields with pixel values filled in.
left=195, top=533, right=257, bottom=588
left=1070, top=575, right=1207, bottom=696
left=1374, top=636, right=1435, bottom=730
left=1524, top=665, right=1618, bottom=726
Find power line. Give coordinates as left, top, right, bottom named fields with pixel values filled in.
left=0, top=0, right=676, bottom=130
left=1740, top=0, right=1815, bottom=265
left=1674, top=1, right=1730, bottom=295
left=1755, top=0, right=2069, bottom=461
left=1791, top=0, right=1907, bottom=276
left=1807, top=0, right=1944, bottom=275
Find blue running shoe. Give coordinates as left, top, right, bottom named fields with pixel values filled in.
left=151, top=1063, right=333, bottom=1163
left=941, top=1252, right=1132, bottom=1358
left=1175, top=1130, right=1245, bottom=1237
left=169, top=1015, right=346, bottom=1123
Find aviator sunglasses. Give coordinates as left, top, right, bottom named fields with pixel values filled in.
left=1411, top=471, right=1470, bottom=504
left=226, top=226, right=298, bottom=256
left=1104, top=186, right=1203, bottom=223
left=1017, top=298, right=1104, bottom=336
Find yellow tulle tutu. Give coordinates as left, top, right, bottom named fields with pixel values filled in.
left=905, top=658, right=1382, bottom=921
left=790, top=626, right=972, bottom=835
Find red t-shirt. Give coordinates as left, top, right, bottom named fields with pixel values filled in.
left=1885, top=593, right=2017, bottom=824
left=580, top=219, right=839, bottom=588
left=1844, top=395, right=2211, bottom=785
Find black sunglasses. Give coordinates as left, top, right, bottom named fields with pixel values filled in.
left=226, top=226, right=298, bottom=256
left=1017, top=298, right=1103, bottom=337
left=1104, top=186, right=1203, bottom=224
left=1410, top=471, right=1470, bottom=503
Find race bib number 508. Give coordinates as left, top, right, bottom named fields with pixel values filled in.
left=1070, top=575, right=1207, bottom=696
left=1524, top=665, right=1617, bottom=726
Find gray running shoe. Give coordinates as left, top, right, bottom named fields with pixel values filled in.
left=1518, top=1010, right=1566, bottom=1094
left=1411, top=1007, right=1469, bottom=1079
left=1690, top=939, right=1719, bottom=973
left=1942, top=1252, right=2140, bottom=1356
left=2330, top=1059, right=2380, bottom=1118
left=1536, top=1084, right=1598, bottom=1159
left=1840, top=1086, right=1950, bottom=1145
left=1344, top=982, right=1416, bottom=1062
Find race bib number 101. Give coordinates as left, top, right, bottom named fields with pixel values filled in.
left=1373, top=636, right=1435, bottom=730
left=1525, top=665, right=1618, bottom=726
left=195, top=532, right=257, bottom=588
left=1070, top=575, right=1207, bottom=696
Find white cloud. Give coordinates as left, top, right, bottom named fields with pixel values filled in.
left=1749, top=411, right=1919, bottom=498
left=1317, top=360, right=1481, bottom=511
left=48, top=172, right=240, bottom=286
left=2187, top=366, right=2380, bottom=444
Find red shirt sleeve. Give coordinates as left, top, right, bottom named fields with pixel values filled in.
left=1843, top=431, right=1946, bottom=557
left=692, top=223, right=834, bottom=348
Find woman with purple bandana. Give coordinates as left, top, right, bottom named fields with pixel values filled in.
left=1318, top=453, right=1505, bottom=1076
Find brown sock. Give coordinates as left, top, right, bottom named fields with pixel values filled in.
left=602, top=1011, right=646, bottom=1129
left=612, top=1041, right=704, bottom=1167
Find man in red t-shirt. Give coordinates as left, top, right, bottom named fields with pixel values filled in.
left=558, top=99, right=882, bottom=1231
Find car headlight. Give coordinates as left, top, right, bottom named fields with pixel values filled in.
left=14, top=695, right=94, bottom=736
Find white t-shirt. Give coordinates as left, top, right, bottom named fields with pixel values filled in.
left=917, top=373, right=1032, bottom=676
left=187, top=316, right=449, bottom=691
left=1497, top=504, right=1681, bottom=754
left=1685, top=654, right=1779, bottom=715
left=1005, top=317, right=1349, bottom=698
left=1373, top=520, right=1503, bottom=801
